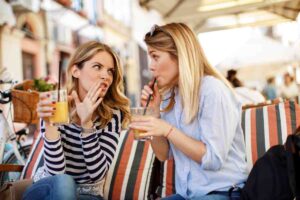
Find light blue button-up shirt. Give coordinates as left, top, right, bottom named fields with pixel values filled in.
left=161, top=76, right=248, bottom=199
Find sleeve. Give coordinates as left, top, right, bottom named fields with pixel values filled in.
left=80, top=110, right=121, bottom=182
left=40, top=119, right=66, bottom=175
left=199, top=88, right=239, bottom=171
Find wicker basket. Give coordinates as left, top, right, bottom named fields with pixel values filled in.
left=11, top=80, right=39, bottom=124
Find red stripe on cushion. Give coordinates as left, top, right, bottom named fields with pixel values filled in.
left=268, top=105, right=278, bottom=146
left=25, top=138, right=44, bottom=179
left=112, top=131, right=134, bottom=200
left=166, top=159, right=174, bottom=196
left=133, top=142, right=150, bottom=200
left=29, top=129, right=40, bottom=152
left=250, top=108, right=258, bottom=164
left=295, top=103, right=300, bottom=127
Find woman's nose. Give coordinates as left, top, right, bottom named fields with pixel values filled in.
left=100, top=71, right=109, bottom=80
left=149, top=62, right=156, bottom=72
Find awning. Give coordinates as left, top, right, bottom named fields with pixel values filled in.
left=139, top=0, right=300, bottom=33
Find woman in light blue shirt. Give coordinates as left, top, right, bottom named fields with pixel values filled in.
left=130, top=23, right=248, bottom=200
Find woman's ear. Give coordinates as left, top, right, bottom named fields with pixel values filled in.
left=71, top=65, right=80, bottom=78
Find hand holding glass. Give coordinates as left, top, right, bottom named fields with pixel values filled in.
left=130, top=107, right=154, bottom=141
left=49, top=89, right=69, bottom=125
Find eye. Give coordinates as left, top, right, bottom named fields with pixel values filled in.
left=108, top=68, right=115, bottom=75
left=93, top=64, right=102, bottom=70
left=152, top=54, right=159, bottom=61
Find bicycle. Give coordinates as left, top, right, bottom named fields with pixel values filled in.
left=0, top=73, right=33, bottom=187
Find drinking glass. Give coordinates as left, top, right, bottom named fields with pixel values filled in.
left=49, top=89, right=69, bottom=126
left=130, top=107, right=154, bottom=141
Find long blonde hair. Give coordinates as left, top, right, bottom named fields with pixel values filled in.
left=66, top=41, right=130, bottom=128
left=144, top=23, right=232, bottom=124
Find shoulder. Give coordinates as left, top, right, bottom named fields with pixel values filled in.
left=108, top=108, right=123, bottom=133
left=201, top=75, right=230, bottom=97
left=112, top=108, right=122, bottom=122
left=200, top=76, right=240, bottom=109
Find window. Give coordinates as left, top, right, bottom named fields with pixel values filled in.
left=22, top=52, right=35, bottom=80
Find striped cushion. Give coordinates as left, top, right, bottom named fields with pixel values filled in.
left=154, top=158, right=176, bottom=198
left=20, top=129, right=44, bottom=180
left=103, top=130, right=156, bottom=200
left=242, top=100, right=300, bottom=169
left=155, top=100, right=300, bottom=197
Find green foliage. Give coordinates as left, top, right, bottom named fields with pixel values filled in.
left=33, top=79, right=55, bottom=92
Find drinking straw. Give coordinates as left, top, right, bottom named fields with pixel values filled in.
left=143, top=78, right=157, bottom=115
left=57, top=60, right=62, bottom=101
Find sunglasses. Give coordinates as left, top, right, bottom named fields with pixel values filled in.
left=147, top=24, right=170, bottom=37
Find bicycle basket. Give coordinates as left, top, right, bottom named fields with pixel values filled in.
left=11, top=80, right=39, bottom=124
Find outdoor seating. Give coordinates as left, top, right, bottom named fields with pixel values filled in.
left=1, top=100, right=300, bottom=200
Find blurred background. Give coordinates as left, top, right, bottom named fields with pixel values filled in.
left=1, top=0, right=300, bottom=106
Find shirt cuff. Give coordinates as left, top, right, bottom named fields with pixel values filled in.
left=200, top=143, right=221, bottom=171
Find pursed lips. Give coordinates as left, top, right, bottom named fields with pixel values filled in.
left=100, top=82, right=109, bottom=90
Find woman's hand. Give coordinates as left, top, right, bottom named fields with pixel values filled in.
left=37, top=92, right=55, bottom=126
left=129, top=116, right=172, bottom=138
left=37, top=92, right=60, bottom=140
left=71, top=80, right=103, bottom=127
left=141, top=80, right=161, bottom=117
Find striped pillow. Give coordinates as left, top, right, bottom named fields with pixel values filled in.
left=154, top=100, right=300, bottom=198
left=103, top=130, right=156, bottom=200
left=20, top=129, right=44, bottom=180
left=241, top=100, right=300, bottom=170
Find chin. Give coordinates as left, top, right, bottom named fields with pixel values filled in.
left=99, top=91, right=107, bottom=98
left=157, top=80, right=166, bottom=88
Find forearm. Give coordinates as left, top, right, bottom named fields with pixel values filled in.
left=150, top=136, right=169, bottom=161
left=43, top=136, right=66, bottom=175
left=168, top=127, right=206, bottom=163
left=81, top=131, right=109, bottom=181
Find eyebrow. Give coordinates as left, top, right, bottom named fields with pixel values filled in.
left=92, top=62, right=103, bottom=66
left=92, top=62, right=114, bottom=70
left=149, top=50, right=156, bottom=54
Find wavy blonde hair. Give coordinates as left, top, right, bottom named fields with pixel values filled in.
left=66, top=41, right=130, bottom=128
left=144, top=23, right=233, bottom=124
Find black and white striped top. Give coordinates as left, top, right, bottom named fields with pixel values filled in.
left=40, top=109, right=122, bottom=184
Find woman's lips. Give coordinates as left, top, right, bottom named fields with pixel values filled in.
left=100, top=82, right=108, bottom=90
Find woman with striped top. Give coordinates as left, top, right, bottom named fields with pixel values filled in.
left=23, top=41, right=130, bottom=200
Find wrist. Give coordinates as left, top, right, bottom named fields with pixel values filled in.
left=165, top=126, right=174, bottom=138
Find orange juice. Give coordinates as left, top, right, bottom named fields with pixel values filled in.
left=130, top=107, right=154, bottom=141
left=133, top=129, right=146, bottom=140
left=50, top=101, right=69, bottom=124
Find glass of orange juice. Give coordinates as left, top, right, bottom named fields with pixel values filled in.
left=49, top=89, right=69, bottom=126
left=130, top=107, right=154, bottom=141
